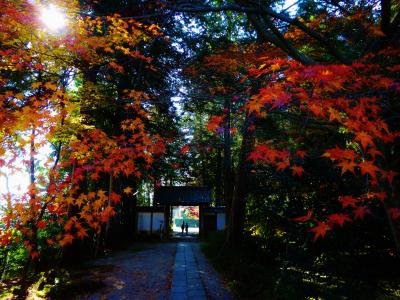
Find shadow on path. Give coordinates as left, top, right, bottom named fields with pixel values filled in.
left=67, top=241, right=235, bottom=300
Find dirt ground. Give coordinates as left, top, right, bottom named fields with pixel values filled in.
left=69, top=242, right=176, bottom=300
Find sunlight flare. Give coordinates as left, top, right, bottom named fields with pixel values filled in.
left=40, top=5, right=67, bottom=31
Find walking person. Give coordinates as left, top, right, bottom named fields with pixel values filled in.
left=185, top=222, right=189, bottom=236
left=181, top=221, right=185, bottom=236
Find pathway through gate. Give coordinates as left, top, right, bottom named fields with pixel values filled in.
left=69, top=241, right=235, bottom=300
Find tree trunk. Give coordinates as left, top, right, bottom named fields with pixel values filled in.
left=121, top=180, right=138, bottom=239
left=215, top=145, right=223, bottom=206
left=227, top=115, right=255, bottom=245
left=223, top=97, right=233, bottom=212
left=105, top=173, right=113, bottom=247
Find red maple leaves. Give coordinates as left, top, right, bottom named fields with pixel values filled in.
left=310, top=222, right=330, bottom=241
left=338, top=196, right=358, bottom=208
left=207, top=115, right=224, bottom=132
left=292, top=210, right=314, bottom=222
left=327, top=214, right=351, bottom=227
left=244, top=52, right=399, bottom=199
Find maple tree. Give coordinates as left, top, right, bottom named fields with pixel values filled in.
left=0, top=0, right=399, bottom=297
left=247, top=17, right=397, bottom=251
left=0, top=0, right=165, bottom=268
left=244, top=47, right=400, bottom=244
left=173, top=3, right=400, bottom=295
left=178, top=1, right=400, bottom=251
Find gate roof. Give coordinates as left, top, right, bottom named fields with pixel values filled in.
left=154, top=186, right=212, bottom=206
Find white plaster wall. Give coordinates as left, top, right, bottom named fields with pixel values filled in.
left=153, top=212, right=165, bottom=231
left=137, top=212, right=151, bottom=231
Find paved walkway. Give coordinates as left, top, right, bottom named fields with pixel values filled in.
left=70, top=241, right=235, bottom=300
left=171, top=242, right=234, bottom=300
left=171, top=243, right=206, bottom=299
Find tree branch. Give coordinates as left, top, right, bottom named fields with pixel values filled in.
left=170, top=1, right=350, bottom=64
left=168, top=3, right=257, bottom=14
left=261, top=14, right=316, bottom=65
left=252, top=2, right=350, bottom=64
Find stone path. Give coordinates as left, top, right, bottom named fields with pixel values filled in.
left=171, top=243, right=206, bottom=300
left=171, top=242, right=234, bottom=300
left=70, top=241, right=235, bottom=300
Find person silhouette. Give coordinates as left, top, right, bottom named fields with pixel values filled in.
left=185, top=222, right=189, bottom=235
left=181, top=221, right=185, bottom=235
left=159, top=221, right=164, bottom=240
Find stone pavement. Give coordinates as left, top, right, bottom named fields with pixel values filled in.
left=170, top=242, right=234, bottom=300
left=70, top=241, right=235, bottom=300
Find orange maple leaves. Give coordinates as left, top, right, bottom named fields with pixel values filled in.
left=0, top=0, right=163, bottom=259
left=245, top=87, right=291, bottom=115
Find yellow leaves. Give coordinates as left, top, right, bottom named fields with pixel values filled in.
left=65, top=196, right=74, bottom=205
left=75, top=195, right=86, bottom=207
left=15, top=93, right=24, bottom=100
left=245, top=96, right=265, bottom=115
left=97, top=189, right=107, bottom=201
left=148, top=24, right=161, bottom=35
left=44, top=82, right=58, bottom=91
left=270, top=63, right=281, bottom=72
left=93, top=200, right=103, bottom=211
left=115, top=45, right=131, bottom=55
left=104, top=47, right=114, bottom=53
left=123, top=186, right=133, bottom=194
left=31, top=82, right=42, bottom=89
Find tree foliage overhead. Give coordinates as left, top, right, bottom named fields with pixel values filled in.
left=0, top=0, right=400, bottom=297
